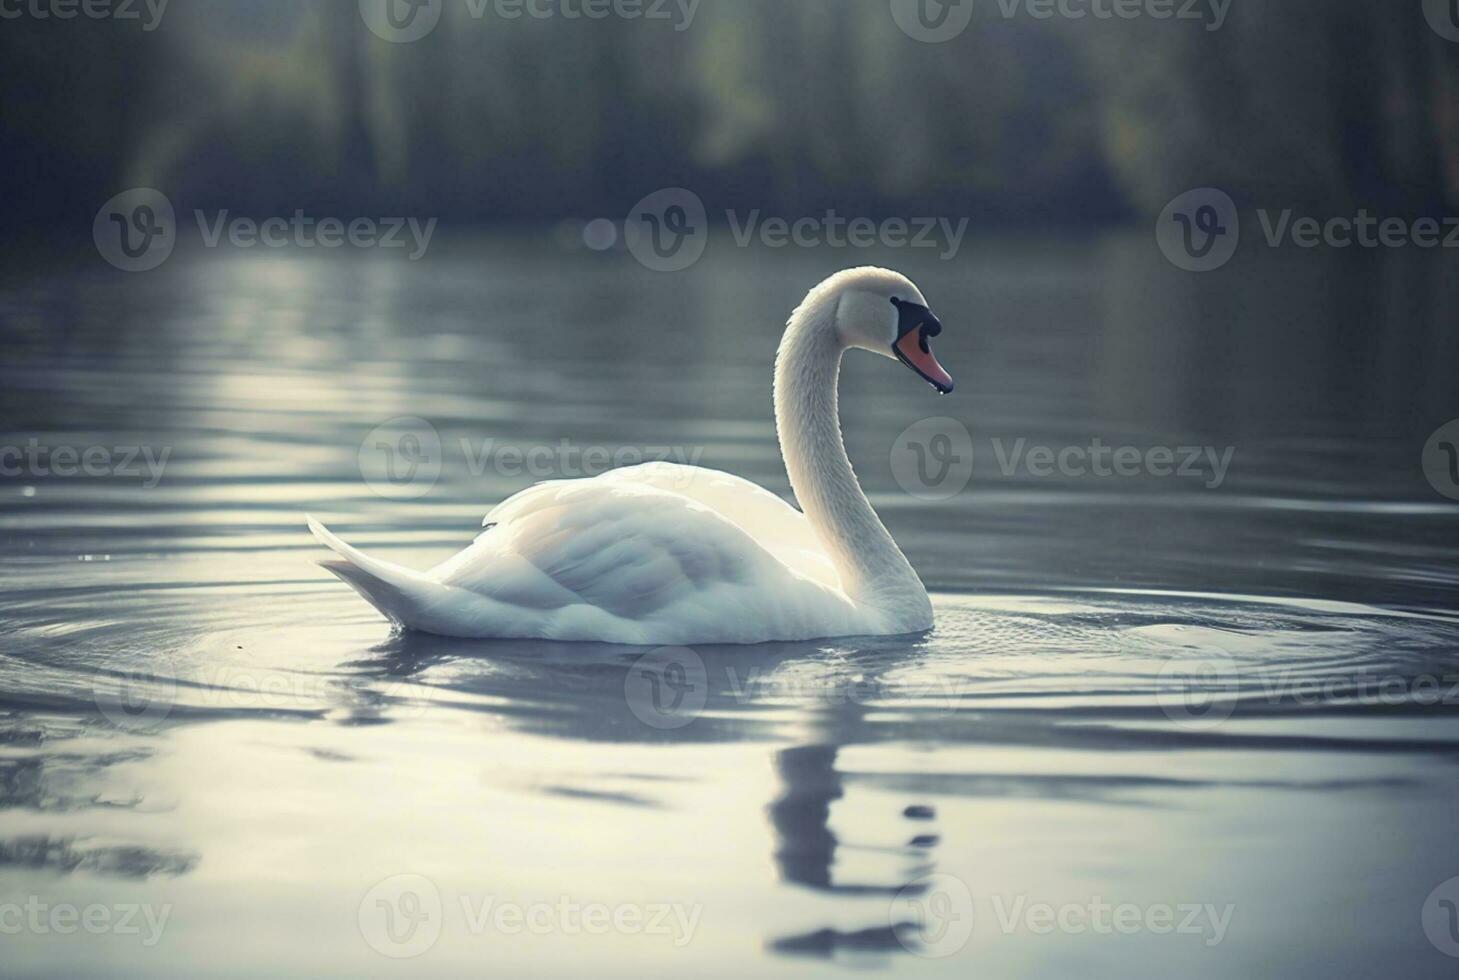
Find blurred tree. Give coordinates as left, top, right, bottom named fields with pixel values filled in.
left=3, top=0, right=1456, bottom=235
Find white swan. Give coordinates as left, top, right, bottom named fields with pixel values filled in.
left=310, top=267, right=955, bottom=644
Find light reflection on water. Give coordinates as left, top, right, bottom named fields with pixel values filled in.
left=0, top=237, right=1457, bottom=977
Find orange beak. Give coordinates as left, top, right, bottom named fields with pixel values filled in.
left=894, top=327, right=953, bottom=394
left=891, top=300, right=954, bottom=394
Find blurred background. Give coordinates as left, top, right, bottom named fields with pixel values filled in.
left=5, top=0, right=1459, bottom=237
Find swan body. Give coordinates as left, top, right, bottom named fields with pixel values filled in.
left=311, top=267, right=955, bottom=645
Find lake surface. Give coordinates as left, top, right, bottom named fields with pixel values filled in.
left=1, top=233, right=1457, bottom=978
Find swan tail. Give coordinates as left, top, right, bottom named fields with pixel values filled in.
left=308, top=516, right=453, bottom=630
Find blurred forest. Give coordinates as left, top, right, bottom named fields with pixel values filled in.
left=4, top=0, right=1459, bottom=235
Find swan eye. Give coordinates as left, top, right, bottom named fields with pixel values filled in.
left=891, top=297, right=939, bottom=340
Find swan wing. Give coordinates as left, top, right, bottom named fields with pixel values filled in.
left=592, top=462, right=839, bottom=588
left=428, top=474, right=854, bottom=642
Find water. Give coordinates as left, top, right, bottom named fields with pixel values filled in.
left=1, top=234, right=1457, bottom=978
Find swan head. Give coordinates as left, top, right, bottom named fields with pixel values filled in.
left=821, top=267, right=954, bottom=394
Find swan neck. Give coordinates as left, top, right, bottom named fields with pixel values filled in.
left=774, top=293, right=926, bottom=611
